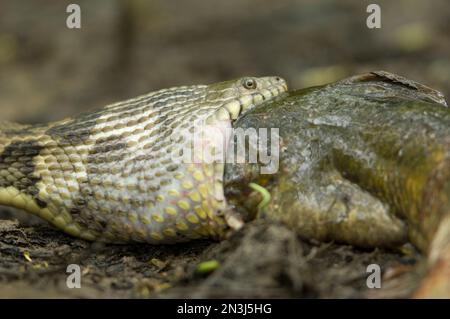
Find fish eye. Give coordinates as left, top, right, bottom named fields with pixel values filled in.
left=243, top=78, right=257, bottom=89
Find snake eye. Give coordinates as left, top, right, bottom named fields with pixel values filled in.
left=243, top=78, right=257, bottom=90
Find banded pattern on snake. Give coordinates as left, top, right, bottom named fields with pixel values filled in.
left=0, top=76, right=287, bottom=243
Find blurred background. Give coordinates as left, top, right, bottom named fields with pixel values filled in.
left=0, top=0, right=449, bottom=123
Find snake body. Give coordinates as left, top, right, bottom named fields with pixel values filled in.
left=0, top=76, right=287, bottom=243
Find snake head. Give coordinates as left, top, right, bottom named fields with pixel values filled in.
left=205, top=76, right=288, bottom=123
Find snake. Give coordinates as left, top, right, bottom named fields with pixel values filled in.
left=0, top=76, right=288, bottom=243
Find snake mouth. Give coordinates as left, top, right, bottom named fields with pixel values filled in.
left=207, top=80, right=288, bottom=124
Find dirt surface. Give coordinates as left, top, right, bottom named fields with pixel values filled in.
left=0, top=0, right=448, bottom=298
left=0, top=218, right=420, bottom=298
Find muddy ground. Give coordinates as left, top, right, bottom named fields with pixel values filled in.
left=0, top=215, right=421, bottom=298
left=0, top=0, right=448, bottom=298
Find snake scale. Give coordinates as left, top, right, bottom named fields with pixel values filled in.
left=0, top=76, right=287, bottom=243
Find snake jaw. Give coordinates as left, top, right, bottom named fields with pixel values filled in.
left=214, top=107, right=232, bottom=121
left=224, top=100, right=242, bottom=120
